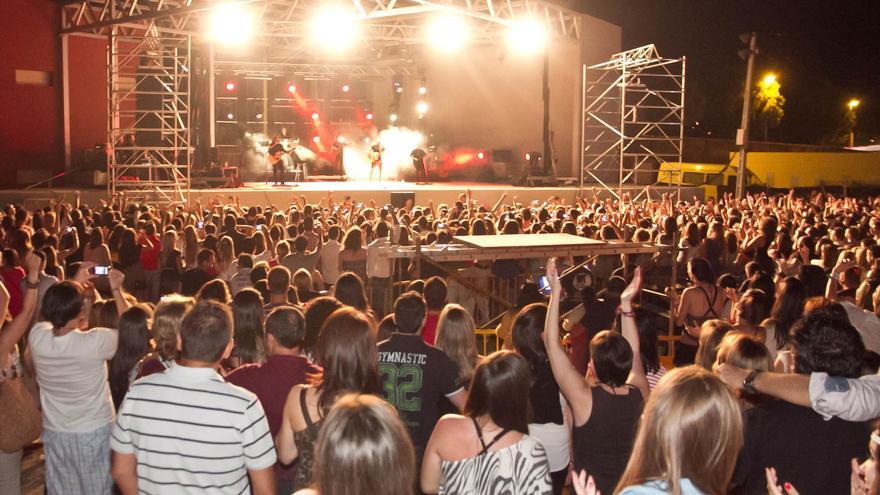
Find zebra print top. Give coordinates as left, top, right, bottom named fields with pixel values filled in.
left=439, top=433, right=552, bottom=495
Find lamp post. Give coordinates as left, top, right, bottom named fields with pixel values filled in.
left=848, top=99, right=860, bottom=147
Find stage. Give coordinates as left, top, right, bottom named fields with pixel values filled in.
left=1, top=181, right=701, bottom=209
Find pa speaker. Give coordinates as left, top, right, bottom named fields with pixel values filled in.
left=391, top=191, right=415, bottom=208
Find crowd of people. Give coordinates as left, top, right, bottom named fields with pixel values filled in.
left=0, top=188, right=878, bottom=494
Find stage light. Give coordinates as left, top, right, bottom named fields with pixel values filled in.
left=365, top=113, right=374, bottom=121
left=226, top=113, right=234, bottom=120
left=337, top=136, right=346, bottom=144
left=341, top=84, right=350, bottom=93
left=225, top=81, right=236, bottom=92
left=389, top=113, right=399, bottom=123
left=477, top=151, right=485, bottom=160
left=418, top=86, right=427, bottom=95
left=508, top=18, right=547, bottom=54
left=210, top=4, right=253, bottom=45
left=762, top=73, right=777, bottom=86
left=256, top=113, right=263, bottom=120
left=287, top=83, right=297, bottom=94
left=427, top=16, right=469, bottom=53
left=311, top=112, right=320, bottom=120
left=416, top=101, right=428, bottom=114
left=313, top=136, right=321, bottom=143
left=312, top=7, right=360, bottom=51
left=396, top=87, right=404, bottom=94
left=848, top=99, right=860, bottom=110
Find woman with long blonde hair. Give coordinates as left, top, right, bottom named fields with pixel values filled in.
left=182, top=225, right=199, bottom=268
left=434, top=304, right=481, bottom=387
left=216, top=235, right=236, bottom=282
left=613, top=366, right=743, bottom=495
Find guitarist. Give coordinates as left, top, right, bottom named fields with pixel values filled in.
left=369, top=143, right=384, bottom=182
left=267, top=136, right=286, bottom=185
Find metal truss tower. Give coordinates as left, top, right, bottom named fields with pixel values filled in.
left=580, top=45, right=685, bottom=200
left=108, top=29, right=191, bottom=203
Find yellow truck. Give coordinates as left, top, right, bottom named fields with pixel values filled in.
left=658, top=151, right=880, bottom=199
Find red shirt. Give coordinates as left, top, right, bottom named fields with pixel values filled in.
left=1, top=267, right=25, bottom=316
left=139, top=234, right=161, bottom=271
left=422, top=312, right=440, bottom=345
left=225, top=354, right=318, bottom=438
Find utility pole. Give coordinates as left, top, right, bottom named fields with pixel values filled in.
left=736, top=32, right=757, bottom=199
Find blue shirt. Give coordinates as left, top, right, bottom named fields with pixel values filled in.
left=619, top=479, right=704, bottom=495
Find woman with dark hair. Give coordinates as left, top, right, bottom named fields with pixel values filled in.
left=302, top=296, right=344, bottom=359
left=135, top=295, right=194, bottom=378
left=117, top=228, right=141, bottom=270
left=333, top=271, right=373, bottom=316
left=195, top=278, right=231, bottom=304
left=544, top=260, right=649, bottom=495
left=494, top=281, right=544, bottom=349
left=731, top=288, right=772, bottom=339
left=338, top=227, right=367, bottom=283
left=27, top=265, right=129, bottom=494
left=108, top=304, right=153, bottom=409
left=566, top=279, right=623, bottom=376
left=667, top=257, right=729, bottom=366
left=636, top=309, right=667, bottom=391
left=84, top=227, right=111, bottom=267
left=277, top=307, right=379, bottom=491
left=677, top=222, right=702, bottom=267
left=158, top=230, right=183, bottom=296
left=421, top=351, right=552, bottom=494
left=761, top=276, right=806, bottom=362
left=511, top=304, right=570, bottom=494
left=228, top=288, right=267, bottom=368
left=298, top=394, right=415, bottom=495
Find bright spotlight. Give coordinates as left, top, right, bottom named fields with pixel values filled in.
left=287, top=84, right=297, bottom=94
left=255, top=113, right=263, bottom=120
left=508, top=18, right=547, bottom=54
left=848, top=99, right=860, bottom=110
left=389, top=113, right=399, bottom=123
left=418, top=86, right=427, bottom=95
left=396, top=87, right=404, bottom=94
left=365, top=113, right=374, bottom=121
left=762, top=73, right=777, bottom=86
left=226, top=113, right=234, bottom=120
left=341, top=84, right=350, bottom=93
left=225, top=81, right=236, bottom=91
left=311, top=112, right=320, bottom=120
left=312, top=8, right=359, bottom=51
left=416, top=101, right=429, bottom=114
left=210, top=4, right=253, bottom=45
left=337, top=136, right=346, bottom=144
left=312, top=136, right=321, bottom=143
left=477, top=151, right=485, bottom=160
left=427, top=16, right=469, bottom=53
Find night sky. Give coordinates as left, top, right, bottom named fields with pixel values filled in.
left=562, top=0, right=880, bottom=146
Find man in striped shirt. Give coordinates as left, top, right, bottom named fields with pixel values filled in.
left=110, top=300, right=277, bottom=494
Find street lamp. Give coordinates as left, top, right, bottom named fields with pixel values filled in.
left=761, top=73, right=777, bottom=86
left=848, top=99, right=860, bottom=147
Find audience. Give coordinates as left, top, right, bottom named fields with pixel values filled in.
left=4, top=188, right=880, bottom=494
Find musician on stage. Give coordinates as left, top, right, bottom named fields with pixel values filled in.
left=331, top=140, right=345, bottom=176
left=369, top=143, right=384, bottom=182
left=267, top=136, right=286, bottom=185
left=411, top=147, right=428, bottom=184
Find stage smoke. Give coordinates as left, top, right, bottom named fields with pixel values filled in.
left=342, top=127, right=423, bottom=181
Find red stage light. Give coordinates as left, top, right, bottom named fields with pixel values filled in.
left=341, top=84, right=350, bottom=93
left=524, top=152, right=531, bottom=161
left=477, top=151, right=485, bottom=160
left=312, top=136, right=321, bottom=143
left=225, top=81, right=236, bottom=91
left=365, top=113, right=374, bottom=121
left=287, top=84, right=297, bottom=94
left=311, top=112, right=320, bottom=120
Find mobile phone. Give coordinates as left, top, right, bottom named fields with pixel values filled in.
left=538, top=275, right=551, bottom=295
left=197, top=221, right=204, bottom=228
left=66, top=226, right=75, bottom=233
left=438, top=223, right=445, bottom=229
left=94, top=266, right=110, bottom=276
left=257, top=224, right=265, bottom=231
left=601, top=215, right=608, bottom=222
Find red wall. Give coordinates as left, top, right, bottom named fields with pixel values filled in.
left=68, top=36, right=108, bottom=154
left=0, top=0, right=63, bottom=184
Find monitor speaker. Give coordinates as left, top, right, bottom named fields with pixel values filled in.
left=390, top=191, right=415, bottom=208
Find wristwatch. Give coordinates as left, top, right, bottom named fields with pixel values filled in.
left=742, top=369, right=761, bottom=394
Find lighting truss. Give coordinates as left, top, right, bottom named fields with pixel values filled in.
left=580, top=44, right=685, bottom=201
left=61, top=0, right=581, bottom=46
left=213, top=61, right=417, bottom=80
left=108, top=29, right=191, bottom=204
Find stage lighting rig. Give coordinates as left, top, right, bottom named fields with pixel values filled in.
left=508, top=19, right=547, bottom=54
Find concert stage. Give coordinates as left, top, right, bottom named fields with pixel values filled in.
left=1, top=181, right=702, bottom=209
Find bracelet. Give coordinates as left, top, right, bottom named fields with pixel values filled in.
left=25, top=280, right=40, bottom=289
left=618, top=306, right=636, bottom=318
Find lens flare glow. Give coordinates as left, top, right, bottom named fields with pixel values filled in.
left=508, top=19, right=547, bottom=54
left=210, top=4, right=253, bottom=45
left=427, top=16, right=469, bottom=53
left=312, top=8, right=360, bottom=51
left=416, top=101, right=429, bottom=114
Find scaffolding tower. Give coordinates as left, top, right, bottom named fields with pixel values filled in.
left=108, top=29, right=191, bottom=204
left=580, top=45, right=685, bottom=200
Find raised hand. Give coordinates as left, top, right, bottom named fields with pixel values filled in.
left=620, top=266, right=642, bottom=310
left=766, top=466, right=799, bottom=495
left=546, top=258, right=562, bottom=293
left=572, top=470, right=600, bottom=495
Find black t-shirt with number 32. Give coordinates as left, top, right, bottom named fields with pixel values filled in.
left=377, top=333, right=463, bottom=459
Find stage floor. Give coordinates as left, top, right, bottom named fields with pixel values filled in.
left=1, top=181, right=702, bottom=209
